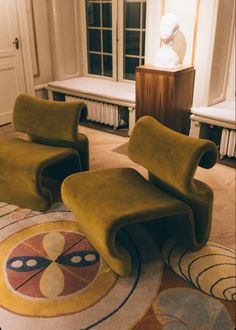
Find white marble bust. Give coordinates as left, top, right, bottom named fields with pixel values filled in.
left=153, top=13, right=180, bottom=69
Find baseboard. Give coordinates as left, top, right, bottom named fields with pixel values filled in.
left=0, top=112, right=12, bottom=126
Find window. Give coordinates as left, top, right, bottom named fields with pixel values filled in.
left=123, top=0, right=146, bottom=80
left=85, top=0, right=146, bottom=81
left=86, top=0, right=113, bottom=77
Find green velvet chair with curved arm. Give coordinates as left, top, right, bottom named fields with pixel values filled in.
left=0, top=94, right=89, bottom=211
left=61, top=116, right=218, bottom=276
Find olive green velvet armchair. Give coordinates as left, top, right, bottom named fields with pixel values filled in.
left=0, top=94, right=89, bottom=211
left=61, top=116, right=218, bottom=276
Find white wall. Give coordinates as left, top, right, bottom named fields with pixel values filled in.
left=145, top=0, right=199, bottom=66
left=145, top=0, right=215, bottom=106
left=25, top=0, right=53, bottom=87
left=47, top=0, right=80, bottom=80
left=145, top=0, right=162, bottom=64
left=192, top=0, right=219, bottom=107
left=226, top=28, right=235, bottom=101
left=208, top=0, right=235, bottom=105
left=16, top=0, right=35, bottom=95
left=145, top=0, right=235, bottom=107
left=25, top=0, right=81, bottom=86
left=164, top=0, right=199, bottom=66
left=23, top=0, right=234, bottom=105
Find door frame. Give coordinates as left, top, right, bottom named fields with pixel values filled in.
left=16, top=0, right=34, bottom=96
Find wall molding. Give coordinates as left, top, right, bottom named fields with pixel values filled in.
left=16, top=0, right=34, bottom=95
left=191, top=0, right=200, bottom=65
left=29, top=0, right=40, bottom=77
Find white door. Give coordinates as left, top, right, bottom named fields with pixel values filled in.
left=0, top=0, right=26, bottom=125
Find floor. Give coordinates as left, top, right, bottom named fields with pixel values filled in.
left=0, top=123, right=235, bottom=251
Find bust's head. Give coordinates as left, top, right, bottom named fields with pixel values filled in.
left=160, top=13, right=179, bottom=44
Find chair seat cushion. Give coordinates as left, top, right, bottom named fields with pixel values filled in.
left=0, top=138, right=79, bottom=170
left=62, top=168, right=190, bottom=227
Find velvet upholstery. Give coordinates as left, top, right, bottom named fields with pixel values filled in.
left=61, top=116, right=218, bottom=276
left=0, top=94, right=89, bottom=210
left=14, top=94, right=89, bottom=171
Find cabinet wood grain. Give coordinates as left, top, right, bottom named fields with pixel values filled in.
left=135, top=65, right=195, bottom=135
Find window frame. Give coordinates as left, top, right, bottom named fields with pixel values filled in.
left=117, top=0, right=146, bottom=82
left=81, top=0, right=147, bottom=82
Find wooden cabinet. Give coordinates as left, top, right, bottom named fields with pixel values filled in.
left=135, top=65, right=195, bottom=135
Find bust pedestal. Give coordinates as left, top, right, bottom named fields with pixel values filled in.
left=135, top=65, right=195, bottom=135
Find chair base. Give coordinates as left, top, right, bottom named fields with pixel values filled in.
left=0, top=138, right=81, bottom=211
left=62, top=167, right=193, bottom=276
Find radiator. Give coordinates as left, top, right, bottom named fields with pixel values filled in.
left=65, top=95, right=119, bottom=129
left=219, top=128, right=236, bottom=158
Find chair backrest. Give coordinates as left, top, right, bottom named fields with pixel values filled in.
left=128, top=116, right=218, bottom=195
left=13, top=94, right=87, bottom=144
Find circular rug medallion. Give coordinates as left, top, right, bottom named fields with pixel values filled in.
left=1, top=222, right=116, bottom=316
left=0, top=206, right=163, bottom=330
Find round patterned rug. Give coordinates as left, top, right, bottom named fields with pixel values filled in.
left=0, top=202, right=235, bottom=330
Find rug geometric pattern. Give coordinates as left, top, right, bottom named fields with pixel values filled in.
left=161, top=239, right=236, bottom=302
left=0, top=202, right=235, bottom=330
